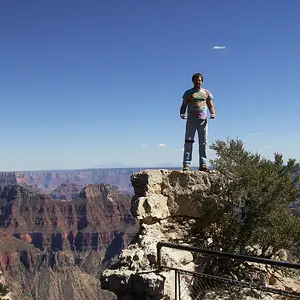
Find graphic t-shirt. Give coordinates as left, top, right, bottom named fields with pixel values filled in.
left=182, top=88, right=213, bottom=119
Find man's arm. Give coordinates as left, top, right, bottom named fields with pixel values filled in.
left=206, top=91, right=216, bottom=118
left=180, top=97, right=189, bottom=119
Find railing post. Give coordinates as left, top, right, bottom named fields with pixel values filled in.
left=178, top=269, right=181, bottom=299
left=157, top=242, right=162, bottom=270
left=175, top=269, right=178, bottom=300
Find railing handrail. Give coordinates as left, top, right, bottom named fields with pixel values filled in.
left=157, top=241, right=300, bottom=270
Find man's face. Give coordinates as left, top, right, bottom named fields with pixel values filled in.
left=193, top=76, right=203, bottom=88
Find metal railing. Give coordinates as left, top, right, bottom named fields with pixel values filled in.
left=157, top=242, right=300, bottom=300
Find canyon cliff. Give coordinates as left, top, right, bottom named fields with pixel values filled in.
left=0, top=183, right=138, bottom=300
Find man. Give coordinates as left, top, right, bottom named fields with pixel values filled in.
left=180, top=73, right=216, bottom=171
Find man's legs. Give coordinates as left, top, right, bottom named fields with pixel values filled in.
left=183, top=118, right=197, bottom=169
left=197, top=119, right=208, bottom=168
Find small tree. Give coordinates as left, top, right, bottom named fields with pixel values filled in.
left=196, top=138, right=300, bottom=258
left=0, top=282, right=9, bottom=298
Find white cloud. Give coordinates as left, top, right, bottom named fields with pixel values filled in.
left=212, top=45, right=226, bottom=50
left=159, top=144, right=166, bottom=147
left=141, top=144, right=148, bottom=148
left=247, top=132, right=264, bottom=136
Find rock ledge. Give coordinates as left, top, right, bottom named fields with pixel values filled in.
left=101, top=169, right=224, bottom=300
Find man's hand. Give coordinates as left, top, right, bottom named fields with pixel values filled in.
left=210, top=113, right=216, bottom=119
left=180, top=114, right=187, bottom=119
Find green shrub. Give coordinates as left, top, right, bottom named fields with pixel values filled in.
left=0, top=282, right=9, bottom=297
left=196, top=138, right=300, bottom=258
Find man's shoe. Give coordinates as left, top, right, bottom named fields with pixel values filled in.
left=183, top=165, right=190, bottom=171
left=199, top=165, right=209, bottom=171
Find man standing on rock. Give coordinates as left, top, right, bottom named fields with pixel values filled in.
left=180, top=72, right=216, bottom=171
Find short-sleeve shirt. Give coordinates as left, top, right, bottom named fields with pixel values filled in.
left=182, top=88, right=213, bottom=120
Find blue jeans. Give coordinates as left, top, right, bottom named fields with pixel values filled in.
left=183, top=118, right=208, bottom=167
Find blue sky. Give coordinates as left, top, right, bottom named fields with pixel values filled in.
left=0, top=0, right=299, bottom=171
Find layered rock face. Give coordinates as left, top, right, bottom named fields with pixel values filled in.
left=0, top=184, right=136, bottom=252
left=101, top=169, right=225, bottom=300
left=0, top=237, right=113, bottom=300
left=0, top=183, right=138, bottom=300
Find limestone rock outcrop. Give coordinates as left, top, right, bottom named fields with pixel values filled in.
left=101, top=169, right=225, bottom=300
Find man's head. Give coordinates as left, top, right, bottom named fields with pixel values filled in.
left=192, top=73, right=204, bottom=89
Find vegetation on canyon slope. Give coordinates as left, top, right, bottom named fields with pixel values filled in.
left=197, top=138, right=300, bottom=259
left=0, top=282, right=9, bottom=299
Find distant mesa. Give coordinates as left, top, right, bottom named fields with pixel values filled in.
left=50, top=181, right=83, bottom=201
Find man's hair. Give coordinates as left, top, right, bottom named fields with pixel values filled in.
left=192, top=73, right=204, bottom=82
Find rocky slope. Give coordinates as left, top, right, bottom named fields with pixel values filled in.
left=0, top=231, right=115, bottom=300
left=0, top=183, right=138, bottom=300
left=0, top=268, right=11, bottom=300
